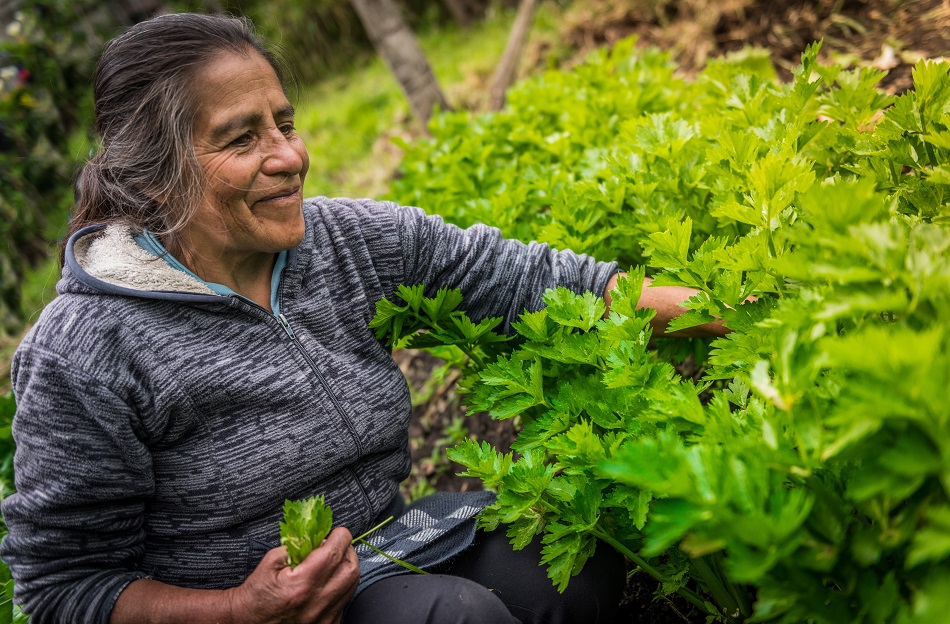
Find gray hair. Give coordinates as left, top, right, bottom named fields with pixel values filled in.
left=68, top=12, right=292, bottom=254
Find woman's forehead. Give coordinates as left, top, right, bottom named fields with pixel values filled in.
left=191, top=51, right=290, bottom=135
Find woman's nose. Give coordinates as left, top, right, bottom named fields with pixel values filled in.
left=260, top=129, right=304, bottom=177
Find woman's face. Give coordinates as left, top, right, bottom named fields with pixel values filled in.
left=183, top=50, right=309, bottom=262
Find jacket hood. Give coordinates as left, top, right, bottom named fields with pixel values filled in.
left=61, top=224, right=224, bottom=302
left=60, top=201, right=320, bottom=304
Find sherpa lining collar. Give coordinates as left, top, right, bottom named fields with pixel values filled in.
left=72, top=225, right=217, bottom=296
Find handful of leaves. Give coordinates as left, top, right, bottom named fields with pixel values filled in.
left=280, top=496, right=334, bottom=568
left=279, top=496, right=427, bottom=574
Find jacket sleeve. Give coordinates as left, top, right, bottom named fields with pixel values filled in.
left=366, top=200, right=619, bottom=329
left=1, top=341, right=152, bottom=624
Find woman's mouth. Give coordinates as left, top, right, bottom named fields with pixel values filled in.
left=257, top=186, right=301, bottom=205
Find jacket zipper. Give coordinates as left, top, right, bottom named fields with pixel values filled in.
left=273, top=310, right=376, bottom=527
left=228, top=296, right=366, bottom=458
left=276, top=312, right=365, bottom=457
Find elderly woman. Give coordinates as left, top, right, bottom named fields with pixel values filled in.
left=1, top=12, right=722, bottom=624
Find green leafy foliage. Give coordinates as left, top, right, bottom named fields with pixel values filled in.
left=279, top=496, right=334, bottom=568
left=382, top=37, right=950, bottom=623
left=0, top=1, right=106, bottom=334
left=0, top=393, right=27, bottom=623
left=369, top=284, right=510, bottom=368
left=0, top=394, right=16, bottom=523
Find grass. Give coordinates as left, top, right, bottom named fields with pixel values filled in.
left=296, top=4, right=564, bottom=200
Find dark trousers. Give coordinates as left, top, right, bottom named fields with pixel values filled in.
left=344, top=527, right=626, bottom=624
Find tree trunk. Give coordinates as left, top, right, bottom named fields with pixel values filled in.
left=442, top=0, right=472, bottom=28
left=487, top=0, right=539, bottom=111
left=349, top=0, right=451, bottom=128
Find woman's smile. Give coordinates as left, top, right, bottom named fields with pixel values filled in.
left=255, top=185, right=302, bottom=206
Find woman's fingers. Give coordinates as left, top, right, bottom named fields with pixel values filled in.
left=261, top=544, right=293, bottom=570
left=291, top=527, right=356, bottom=578
left=321, top=530, right=360, bottom=621
left=283, top=527, right=359, bottom=623
left=231, top=528, right=360, bottom=623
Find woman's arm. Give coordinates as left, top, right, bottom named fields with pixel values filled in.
left=323, top=200, right=728, bottom=336
left=111, top=529, right=359, bottom=624
left=603, top=273, right=730, bottom=338
left=5, top=330, right=354, bottom=623
left=2, top=341, right=157, bottom=621
left=379, top=202, right=618, bottom=330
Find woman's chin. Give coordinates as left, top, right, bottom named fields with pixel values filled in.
left=253, top=208, right=306, bottom=252
left=276, top=218, right=306, bottom=251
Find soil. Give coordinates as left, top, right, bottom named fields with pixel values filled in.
left=397, top=4, right=948, bottom=621
left=551, top=0, right=949, bottom=93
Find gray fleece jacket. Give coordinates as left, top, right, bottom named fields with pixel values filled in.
left=0, top=197, right=617, bottom=623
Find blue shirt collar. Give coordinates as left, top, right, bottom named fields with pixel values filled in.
left=133, top=230, right=287, bottom=315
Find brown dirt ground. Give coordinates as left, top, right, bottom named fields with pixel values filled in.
left=399, top=2, right=948, bottom=621
left=551, top=0, right=949, bottom=92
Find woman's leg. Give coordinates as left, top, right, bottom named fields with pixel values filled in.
left=343, top=573, right=520, bottom=624
left=437, top=528, right=626, bottom=624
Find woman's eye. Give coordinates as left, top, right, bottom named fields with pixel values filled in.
left=229, top=133, right=253, bottom=148
left=279, top=122, right=296, bottom=137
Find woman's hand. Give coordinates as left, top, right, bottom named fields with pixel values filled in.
left=230, top=527, right=360, bottom=624
left=604, top=273, right=754, bottom=338
left=110, top=527, right=359, bottom=624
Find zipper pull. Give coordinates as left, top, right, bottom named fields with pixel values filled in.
left=277, top=313, right=297, bottom=340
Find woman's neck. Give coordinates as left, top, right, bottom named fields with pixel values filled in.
left=164, top=235, right=277, bottom=312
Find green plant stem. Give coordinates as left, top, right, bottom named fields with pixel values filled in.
left=534, top=501, right=712, bottom=614
left=690, top=554, right=749, bottom=618
left=924, top=141, right=938, bottom=168
left=592, top=528, right=714, bottom=616
left=888, top=160, right=901, bottom=185
left=356, top=539, right=430, bottom=575
left=456, top=343, right=486, bottom=369
left=350, top=515, right=430, bottom=575
left=351, top=516, right=394, bottom=544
